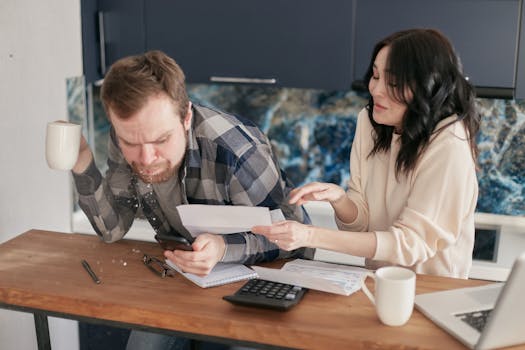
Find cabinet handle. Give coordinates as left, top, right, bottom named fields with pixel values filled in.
left=210, top=76, right=277, bottom=84
left=98, top=11, right=107, bottom=76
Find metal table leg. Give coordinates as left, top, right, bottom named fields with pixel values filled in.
left=34, top=313, right=51, bottom=350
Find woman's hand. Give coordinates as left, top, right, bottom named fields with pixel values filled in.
left=251, top=221, right=314, bottom=251
left=289, top=182, right=346, bottom=206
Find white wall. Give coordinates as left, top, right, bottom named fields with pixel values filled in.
left=0, top=1, right=82, bottom=349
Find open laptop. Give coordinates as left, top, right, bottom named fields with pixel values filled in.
left=415, top=252, right=525, bottom=350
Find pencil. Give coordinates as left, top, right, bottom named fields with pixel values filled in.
left=81, top=259, right=101, bottom=284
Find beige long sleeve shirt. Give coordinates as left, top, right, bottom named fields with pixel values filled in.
left=337, top=108, right=478, bottom=278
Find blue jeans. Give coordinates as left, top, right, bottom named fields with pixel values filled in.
left=126, top=330, right=247, bottom=350
left=126, top=330, right=190, bottom=350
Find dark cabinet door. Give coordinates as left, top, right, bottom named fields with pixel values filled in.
left=515, top=2, right=525, bottom=99
left=99, top=0, right=145, bottom=75
left=353, top=0, right=520, bottom=93
left=145, top=0, right=354, bottom=90
left=81, top=0, right=102, bottom=83
left=81, top=0, right=145, bottom=83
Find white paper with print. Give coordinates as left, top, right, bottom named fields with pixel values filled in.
left=252, top=259, right=367, bottom=296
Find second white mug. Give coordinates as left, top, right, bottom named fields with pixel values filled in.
left=45, top=121, right=82, bottom=171
left=361, top=266, right=416, bottom=326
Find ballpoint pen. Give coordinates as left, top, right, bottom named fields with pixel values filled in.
left=81, top=259, right=101, bottom=284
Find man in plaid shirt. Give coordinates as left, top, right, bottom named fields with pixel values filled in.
left=72, top=50, right=313, bottom=349
left=72, top=50, right=313, bottom=276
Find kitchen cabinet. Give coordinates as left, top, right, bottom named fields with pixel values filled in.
left=81, top=0, right=100, bottom=83
left=81, top=0, right=354, bottom=90
left=516, top=1, right=525, bottom=99
left=81, top=0, right=145, bottom=83
left=81, top=0, right=525, bottom=98
left=145, top=0, right=354, bottom=90
left=98, top=0, right=145, bottom=75
left=353, top=0, right=521, bottom=98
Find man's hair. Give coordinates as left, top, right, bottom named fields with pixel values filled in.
left=101, top=50, right=189, bottom=121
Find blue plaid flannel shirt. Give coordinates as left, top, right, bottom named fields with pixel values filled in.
left=73, top=104, right=313, bottom=264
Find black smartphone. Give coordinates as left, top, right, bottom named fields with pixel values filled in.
left=154, top=233, right=193, bottom=251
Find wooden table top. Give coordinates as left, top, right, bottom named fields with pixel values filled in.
left=0, top=229, right=520, bottom=349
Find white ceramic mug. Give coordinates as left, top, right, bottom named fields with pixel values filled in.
left=361, top=266, right=416, bottom=326
left=45, top=121, right=82, bottom=170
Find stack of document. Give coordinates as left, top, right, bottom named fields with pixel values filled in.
left=252, top=259, right=367, bottom=296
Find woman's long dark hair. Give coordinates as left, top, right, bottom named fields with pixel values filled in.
left=364, top=28, right=480, bottom=177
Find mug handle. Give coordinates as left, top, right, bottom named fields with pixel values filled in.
left=361, top=272, right=376, bottom=305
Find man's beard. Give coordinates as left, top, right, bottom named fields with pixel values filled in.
left=130, top=129, right=189, bottom=184
left=132, top=160, right=178, bottom=184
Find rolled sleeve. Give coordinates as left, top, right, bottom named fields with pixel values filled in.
left=72, top=159, right=102, bottom=196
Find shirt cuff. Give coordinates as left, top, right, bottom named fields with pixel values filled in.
left=373, top=230, right=396, bottom=261
left=71, top=159, right=102, bottom=196
left=220, top=233, right=247, bottom=263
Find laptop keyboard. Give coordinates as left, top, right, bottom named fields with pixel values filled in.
left=455, top=309, right=493, bottom=332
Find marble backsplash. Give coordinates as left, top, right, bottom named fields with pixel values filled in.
left=67, top=77, right=525, bottom=217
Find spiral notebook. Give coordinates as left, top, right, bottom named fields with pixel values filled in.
left=165, top=260, right=257, bottom=288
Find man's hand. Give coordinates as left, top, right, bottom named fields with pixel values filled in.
left=164, top=233, right=226, bottom=276
left=50, top=120, right=92, bottom=174
left=72, top=135, right=93, bottom=174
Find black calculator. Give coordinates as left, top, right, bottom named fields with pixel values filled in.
left=223, top=278, right=307, bottom=311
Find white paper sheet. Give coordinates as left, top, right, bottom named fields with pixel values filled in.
left=177, top=204, right=282, bottom=237
left=252, top=259, right=367, bottom=296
